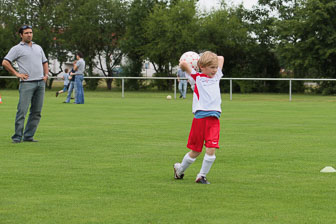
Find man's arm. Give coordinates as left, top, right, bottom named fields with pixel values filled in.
left=43, top=62, right=49, bottom=82
left=70, top=60, right=79, bottom=75
left=2, top=60, right=28, bottom=81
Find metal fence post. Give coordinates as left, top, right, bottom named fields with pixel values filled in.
left=174, top=79, right=176, bottom=99
left=289, top=79, right=292, bottom=102
left=230, top=79, right=232, bottom=101
left=122, top=78, right=124, bottom=98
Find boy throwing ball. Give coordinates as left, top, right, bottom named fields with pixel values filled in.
left=174, top=51, right=224, bottom=184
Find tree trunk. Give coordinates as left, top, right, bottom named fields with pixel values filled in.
left=106, top=79, right=113, bottom=90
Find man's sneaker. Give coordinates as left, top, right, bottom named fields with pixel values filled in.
left=56, top=92, right=59, bottom=97
left=195, top=175, right=210, bottom=184
left=23, top=139, right=39, bottom=142
left=174, top=163, right=184, bottom=179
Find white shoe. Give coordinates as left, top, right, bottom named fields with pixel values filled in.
left=174, top=163, right=184, bottom=179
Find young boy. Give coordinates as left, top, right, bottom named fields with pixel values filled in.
left=174, top=51, right=224, bottom=184
left=56, top=68, right=70, bottom=97
left=64, top=68, right=76, bottom=103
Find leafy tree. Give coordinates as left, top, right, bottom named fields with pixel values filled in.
left=92, top=0, right=127, bottom=90
left=0, top=0, right=68, bottom=88
left=197, top=4, right=250, bottom=76
left=243, top=4, right=281, bottom=92
left=60, top=0, right=98, bottom=78
left=260, top=0, right=336, bottom=93
left=143, top=0, right=199, bottom=75
left=121, top=0, right=158, bottom=90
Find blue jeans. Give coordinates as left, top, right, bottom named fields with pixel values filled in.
left=178, top=80, right=187, bottom=98
left=65, top=81, right=75, bottom=103
left=12, top=80, right=45, bottom=141
left=75, top=74, right=84, bottom=104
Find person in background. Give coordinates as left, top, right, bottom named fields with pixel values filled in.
left=56, top=68, right=70, bottom=97
left=177, top=68, right=188, bottom=99
left=70, top=52, right=85, bottom=104
left=64, top=68, right=76, bottom=103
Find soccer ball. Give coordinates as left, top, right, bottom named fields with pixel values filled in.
left=179, top=51, right=200, bottom=71
left=166, top=95, right=172, bottom=100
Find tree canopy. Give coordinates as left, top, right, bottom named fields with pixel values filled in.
left=1, top=0, right=336, bottom=93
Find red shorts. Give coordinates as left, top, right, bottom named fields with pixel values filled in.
left=187, top=117, right=220, bottom=152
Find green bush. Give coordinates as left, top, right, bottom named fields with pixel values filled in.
left=153, top=73, right=174, bottom=91
left=84, top=74, right=100, bottom=90
left=0, top=69, right=19, bottom=89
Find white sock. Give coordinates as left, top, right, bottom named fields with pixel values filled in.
left=199, top=154, right=216, bottom=177
left=180, top=153, right=196, bottom=173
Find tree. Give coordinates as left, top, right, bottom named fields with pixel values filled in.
left=120, top=0, right=159, bottom=90
left=260, top=0, right=336, bottom=93
left=0, top=0, right=70, bottom=89
left=93, top=0, right=127, bottom=90
left=143, top=0, right=199, bottom=75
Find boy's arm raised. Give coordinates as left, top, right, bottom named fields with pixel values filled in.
left=218, top=56, right=224, bottom=69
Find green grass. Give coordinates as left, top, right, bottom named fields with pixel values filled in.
left=1, top=90, right=336, bottom=224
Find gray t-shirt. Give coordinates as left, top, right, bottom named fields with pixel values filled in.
left=177, top=69, right=187, bottom=83
left=177, top=69, right=186, bottom=78
left=73, top=58, right=85, bottom=75
left=63, top=73, right=70, bottom=86
left=4, top=41, right=48, bottom=81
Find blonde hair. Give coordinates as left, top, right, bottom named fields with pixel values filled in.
left=198, top=51, right=218, bottom=68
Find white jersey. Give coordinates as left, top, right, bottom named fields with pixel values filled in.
left=187, top=68, right=223, bottom=114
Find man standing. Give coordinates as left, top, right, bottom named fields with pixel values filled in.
left=2, top=25, right=49, bottom=143
left=177, top=68, right=188, bottom=99
left=70, top=52, right=85, bottom=104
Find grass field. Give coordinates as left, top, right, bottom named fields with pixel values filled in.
left=1, top=90, right=336, bottom=224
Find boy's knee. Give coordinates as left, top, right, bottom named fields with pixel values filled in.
left=205, top=147, right=216, bottom=156
left=204, top=153, right=216, bottom=162
left=188, top=150, right=201, bottom=158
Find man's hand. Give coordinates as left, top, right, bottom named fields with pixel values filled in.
left=17, top=73, right=29, bottom=81
left=2, top=60, right=28, bottom=81
left=43, top=75, right=48, bottom=82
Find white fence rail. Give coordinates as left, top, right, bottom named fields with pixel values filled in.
left=2, top=76, right=336, bottom=101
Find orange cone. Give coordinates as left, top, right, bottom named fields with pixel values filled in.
left=0, top=95, right=2, bottom=104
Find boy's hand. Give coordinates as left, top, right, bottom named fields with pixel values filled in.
left=179, top=61, right=192, bottom=74
left=218, top=56, right=224, bottom=69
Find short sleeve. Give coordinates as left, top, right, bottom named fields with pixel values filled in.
left=216, top=67, right=223, bottom=78
left=4, top=46, right=19, bottom=63
left=41, top=48, right=48, bottom=63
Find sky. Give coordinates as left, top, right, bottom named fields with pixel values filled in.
left=198, top=0, right=259, bottom=11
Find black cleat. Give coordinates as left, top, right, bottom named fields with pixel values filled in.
left=195, top=176, right=210, bottom=184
